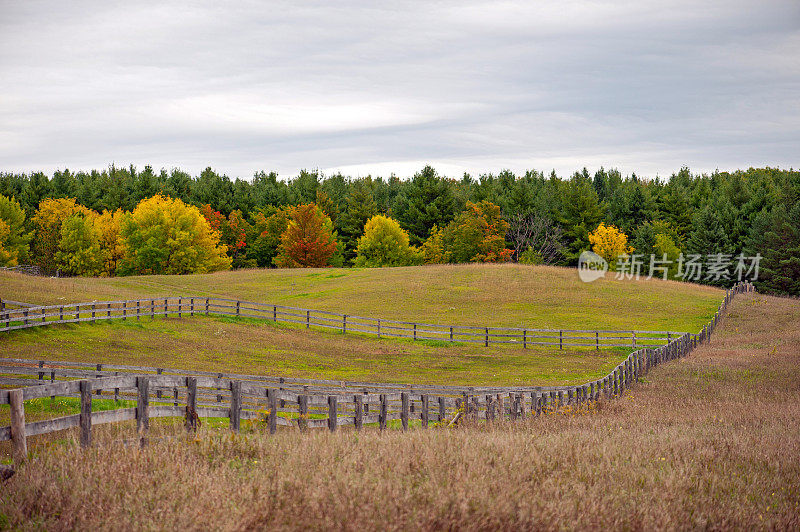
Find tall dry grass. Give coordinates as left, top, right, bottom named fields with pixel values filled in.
left=1, top=293, right=798, bottom=530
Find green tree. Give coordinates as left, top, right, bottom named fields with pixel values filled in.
left=55, top=213, right=105, bottom=276
left=339, top=178, right=378, bottom=261
left=0, top=195, right=31, bottom=266
left=392, top=166, right=457, bottom=245
left=555, top=177, right=605, bottom=262
left=755, top=204, right=800, bottom=295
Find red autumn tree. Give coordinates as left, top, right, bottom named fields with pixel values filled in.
left=199, top=204, right=225, bottom=233
left=274, top=203, right=337, bottom=268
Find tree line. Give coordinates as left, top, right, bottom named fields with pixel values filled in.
left=0, top=164, right=797, bottom=295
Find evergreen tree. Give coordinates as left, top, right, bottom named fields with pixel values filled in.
left=555, top=177, right=605, bottom=262
left=338, top=178, right=378, bottom=262
left=755, top=204, right=800, bottom=295
left=392, top=166, right=457, bottom=246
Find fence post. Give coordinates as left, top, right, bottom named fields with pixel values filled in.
left=95, top=364, right=103, bottom=396
left=137, top=377, right=150, bottom=447
left=342, top=315, right=347, bottom=334
left=205, top=298, right=210, bottom=315
left=413, top=323, right=417, bottom=340
left=268, top=389, right=278, bottom=434
left=379, top=394, right=388, bottom=430
left=236, top=300, right=240, bottom=317
left=595, top=331, right=599, bottom=350
left=230, top=381, right=242, bottom=433
left=421, top=394, right=429, bottom=428
left=485, top=327, right=489, bottom=347
left=37, top=360, right=44, bottom=381
left=23, top=309, right=29, bottom=326
left=559, top=330, right=563, bottom=350
left=354, top=394, right=363, bottom=431
left=378, top=319, right=382, bottom=339
left=523, top=329, right=527, bottom=349
left=156, top=368, right=163, bottom=398
left=298, top=395, right=308, bottom=432
left=401, top=392, right=409, bottom=431
left=177, top=297, right=182, bottom=318
left=328, top=396, right=338, bottom=432
left=438, top=396, right=446, bottom=422
left=486, top=395, right=495, bottom=421
left=79, top=380, right=92, bottom=448
left=190, top=298, right=194, bottom=317
left=306, top=310, right=310, bottom=329
left=91, top=303, right=95, bottom=322
left=9, top=389, right=27, bottom=463
left=185, top=377, right=198, bottom=432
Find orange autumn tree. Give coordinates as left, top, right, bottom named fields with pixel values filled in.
left=274, top=203, right=337, bottom=268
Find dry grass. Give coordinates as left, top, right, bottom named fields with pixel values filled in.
left=1, top=293, right=798, bottom=530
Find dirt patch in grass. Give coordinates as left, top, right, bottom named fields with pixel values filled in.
left=0, top=293, right=798, bottom=529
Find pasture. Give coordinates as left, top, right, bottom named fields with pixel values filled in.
left=0, top=293, right=797, bottom=529
left=0, top=264, right=721, bottom=387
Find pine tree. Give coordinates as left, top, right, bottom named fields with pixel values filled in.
left=756, top=204, right=800, bottom=295
left=392, top=166, right=457, bottom=246
left=555, top=177, right=605, bottom=262
left=339, top=178, right=378, bottom=262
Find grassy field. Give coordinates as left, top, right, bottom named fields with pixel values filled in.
left=0, top=263, right=722, bottom=331
left=0, top=293, right=797, bottom=529
left=0, top=315, right=628, bottom=386
left=0, top=264, right=722, bottom=386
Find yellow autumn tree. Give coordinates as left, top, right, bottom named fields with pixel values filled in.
left=588, top=222, right=632, bottom=266
left=96, top=209, right=126, bottom=275
left=118, top=195, right=231, bottom=275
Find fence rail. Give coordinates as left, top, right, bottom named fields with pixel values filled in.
left=0, top=296, right=687, bottom=350
left=0, top=281, right=754, bottom=461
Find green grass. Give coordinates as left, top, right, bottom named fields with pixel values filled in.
left=0, top=315, right=629, bottom=386
left=0, top=263, right=722, bottom=331
left=0, top=264, right=723, bottom=386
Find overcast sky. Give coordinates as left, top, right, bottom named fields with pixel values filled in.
left=1, top=1, right=798, bottom=181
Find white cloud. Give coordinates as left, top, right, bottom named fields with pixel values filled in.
left=0, top=0, right=797, bottom=180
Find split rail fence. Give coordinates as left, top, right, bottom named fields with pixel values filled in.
left=0, top=281, right=754, bottom=461
left=0, top=296, right=685, bottom=349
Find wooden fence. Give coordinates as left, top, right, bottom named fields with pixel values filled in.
left=0, top=297, right=685, bottom=350
left=0, top=281, right=754, bottom=461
